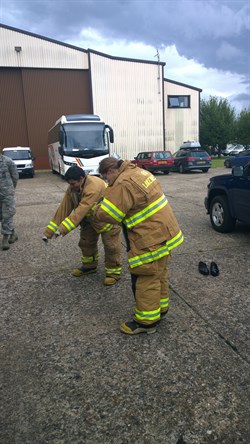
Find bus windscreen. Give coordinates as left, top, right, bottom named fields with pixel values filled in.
left=63, top=123, right=109, bottom=157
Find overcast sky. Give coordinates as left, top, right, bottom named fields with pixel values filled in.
left=1, top=0, right=249, bottom=113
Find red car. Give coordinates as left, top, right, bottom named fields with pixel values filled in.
left=132, top=150, right=174, bottom=174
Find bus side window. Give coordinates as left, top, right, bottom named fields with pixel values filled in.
left=59, top=129, right=64, bottom=146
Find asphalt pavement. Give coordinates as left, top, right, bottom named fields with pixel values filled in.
left=0, top=168, right=249, bottom=444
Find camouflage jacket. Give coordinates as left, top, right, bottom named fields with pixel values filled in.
left=0, top=154, right=19, bottom=197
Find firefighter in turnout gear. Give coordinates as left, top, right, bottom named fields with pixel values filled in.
left=43, top=166, right=122, bottom=285
left=0, top=150, right=19, bottom=250
left=94, top=158, right=184, bottom=334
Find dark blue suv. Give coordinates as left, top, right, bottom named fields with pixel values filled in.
left=205, top=162, right=250, bottom=232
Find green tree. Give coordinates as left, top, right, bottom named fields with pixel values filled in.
left=200, top=96, right=236, bottom=149
left=236, top=109, right=250, bottom=146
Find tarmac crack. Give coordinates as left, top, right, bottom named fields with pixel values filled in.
left=170, top=284, right=250, bottom=366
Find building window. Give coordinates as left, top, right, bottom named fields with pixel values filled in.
left=168, top=95, right=190, bottom=108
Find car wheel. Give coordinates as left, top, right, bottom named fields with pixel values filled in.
left=163, top=170, right=170, bottom=175
left=179, top=164, right=185, bottom=174
left=210, top=195, right=236, bottom=233
left=202, top=169, right=209, bottom=173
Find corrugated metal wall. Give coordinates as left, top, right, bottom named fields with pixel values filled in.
left=0, top=25, right=201, bottom=168
left=0, top=69, right=29, bottom=146
left=164, top=81, right=200, bottom=153
left=0, top=26, right=88, bottom=69
left=0, top=68, right=91, bottom=169
left=90, top=51, right=165, bottom=160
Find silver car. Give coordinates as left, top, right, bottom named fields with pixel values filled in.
left=222, top=144, right=245, bottom=156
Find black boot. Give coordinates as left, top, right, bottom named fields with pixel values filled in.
left=2, top=235, right=10, bottom=250
left=8, top=230, right=18, bottom=244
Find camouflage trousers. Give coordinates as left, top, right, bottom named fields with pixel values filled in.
left=0, top=195, right=16, bottom=235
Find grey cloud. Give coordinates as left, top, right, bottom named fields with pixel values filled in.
left=216, top=42, right=244, bottom=61
left=1, top=0, right=249, bottom=78
left=230, top=93, right=250, bottom=112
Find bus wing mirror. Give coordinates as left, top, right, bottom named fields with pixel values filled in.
left=109, top=129, right=114, bottom=144
left=105, top=125, right=114, bottom=144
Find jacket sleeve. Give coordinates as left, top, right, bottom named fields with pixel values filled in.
left=44, top=189, right=74, bottom=238
left=94, top=182, right=134, bottom=225
left=58, top=183, right=104, bottom=235
left=8, top=159, right=19, bottom=187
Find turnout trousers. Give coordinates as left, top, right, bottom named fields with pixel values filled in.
left=131, top=255, right=170, bottom=325
left=78, top=220, right=122, bottom=280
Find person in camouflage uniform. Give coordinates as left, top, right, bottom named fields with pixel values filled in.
left=0, top=150, right=19, bottom=250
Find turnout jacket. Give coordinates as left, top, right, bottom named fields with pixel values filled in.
left=44, top=174, right=113, bottom=238
left=0, top=154, right=19, bottom=197
left=94, top=161, right=184, bottom=271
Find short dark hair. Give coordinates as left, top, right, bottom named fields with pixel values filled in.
left=65, top=166, right=86, bottom=181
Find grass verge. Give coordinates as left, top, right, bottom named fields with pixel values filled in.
left=211, top=157, right=228, bottom=168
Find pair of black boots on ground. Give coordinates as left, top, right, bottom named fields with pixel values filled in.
left=199, top=261, right=219, bottom=276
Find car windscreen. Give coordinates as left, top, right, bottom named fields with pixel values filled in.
left=153, top=152, right=171, bottom=159
left=3, top=150, right=31, bottom=160
left=190, top=151, right=209, bottom=157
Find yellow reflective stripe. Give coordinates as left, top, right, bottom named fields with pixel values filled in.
left=124, top=194, right=168, bottom=228
left=86, top=204, right=97, bottom=218
left=100, top=198, right=125, bottom=223
left=160, top=297, right=169, bottom=308
left=81, top=253, right=99, bottom=264
left=62, top=217, right=76, bottom=232
left=47, top=221, right=58, bottom=233
left=129, top=243, right=169, bottom=268
left=167, top=230, right=184, bottom=251
left=135, top=307, right=161, bottom=321
left=105, top=267, right=122, bottom=275
left=97, top=223, right=113, bottom=233
left=129, top=230, right=184, bottom=268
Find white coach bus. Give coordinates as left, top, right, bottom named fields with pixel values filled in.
left=48, top=114, right=114, bottom=176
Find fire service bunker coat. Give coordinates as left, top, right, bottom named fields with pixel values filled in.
left=44, top=174, right=122, bottom=279
left=94, top=161, right=184, bottom=324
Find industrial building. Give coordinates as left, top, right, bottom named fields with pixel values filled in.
left=0, top=24, right=202, bottom=170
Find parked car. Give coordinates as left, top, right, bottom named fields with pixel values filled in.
left=171, top=149, right=211, bottom=173
left=230, top=146, right=246, bottom=155
left=222, top=144, right=245, bottom=156
left=204, top=162, right=250, bottom=232
left=132, top=150, right=174, bottom=174
left=2, top=146, right=35, bottom=178
left=179, top=141, right=201, bottom=150
left=224, top=149, right=250, bottom=168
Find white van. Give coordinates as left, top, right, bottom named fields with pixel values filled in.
left=2, top=146, right=35, bottom=177
left=179, top=141, right=201, bottom=150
